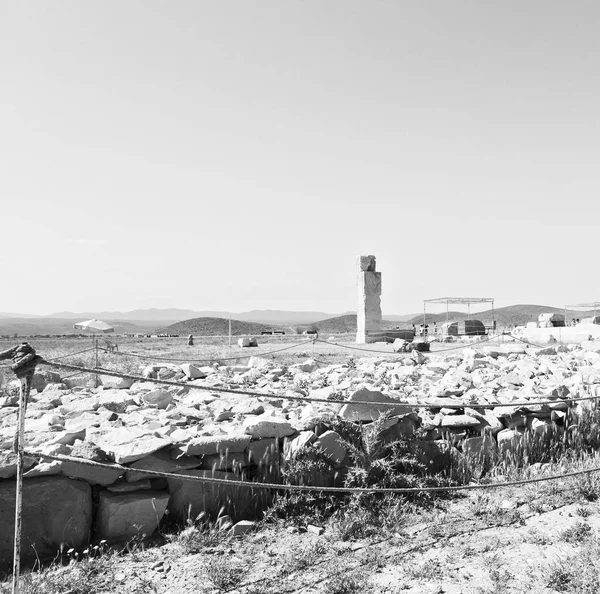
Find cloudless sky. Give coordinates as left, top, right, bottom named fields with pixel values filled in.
left=1, top=1, right=599, bottom=316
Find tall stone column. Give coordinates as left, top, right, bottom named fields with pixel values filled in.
left=356, top=255, right=382, bottom=344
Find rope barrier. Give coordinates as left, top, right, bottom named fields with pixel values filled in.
left=511, top=335, right=556, bottom=349
left=45, top=347, right=98, bottom=361
left=316, top=334, right=505, bottom=356
left=101, top=339, right=315, bottom=363
left=38, top=358, right=599, bottom=410
left=22, top=450, right=600, bottom=494
left=0, top=347, right=96, bottom=369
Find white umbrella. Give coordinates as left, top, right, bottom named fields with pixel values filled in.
left=73, top=319, right=114, bottom=333
left=73, top=319, right=115, bottom=387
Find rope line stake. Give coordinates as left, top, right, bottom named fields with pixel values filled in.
left=0, top=342, right=41, bottom=594
left=12, top=376, right=31, bottom=594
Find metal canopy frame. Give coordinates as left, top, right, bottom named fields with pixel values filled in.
left=423, top=297, right=495, bottom=327
left=564, top=302, right=600, bottom=322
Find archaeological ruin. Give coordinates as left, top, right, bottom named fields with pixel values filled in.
left=2, top=260, right=600, bottom=571
left=356, top=255, right=382, bottom=344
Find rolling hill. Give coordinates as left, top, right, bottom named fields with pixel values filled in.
left=160, top=317, right=277, bottom=336
left=296, top=314, right=403, bottom=334
left=406, top=304, right=589, bottom=329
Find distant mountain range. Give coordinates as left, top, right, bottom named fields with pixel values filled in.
left=1, top=309, right=358, bottom=324
left=0, top=305, right=589, bottom=337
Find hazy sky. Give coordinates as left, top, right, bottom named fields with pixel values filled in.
left=2, top=1, right=599, bottom=315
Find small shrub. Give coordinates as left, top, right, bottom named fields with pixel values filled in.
left=575, top=475, right=600, bottom=502
left=169, top=510, right=230, bottom=554
left=279, top=541, right=328, bottom=576
left=545, top=538, right=600, bottom=593
left=577, top=505, right=592, bottom=518
left=324, top=570, right=366, bottom=594
left=560, top=521, right=593, bottom=544
left=202, top=557, right=245, bottom=592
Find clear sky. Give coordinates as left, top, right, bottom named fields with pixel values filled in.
left=1, top=1, right=599, bottom=316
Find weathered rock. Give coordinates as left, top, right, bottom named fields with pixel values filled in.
left=243, top=416, right=295, bottom=438
left=200, top=452, right=248, bottom=471
left=440, top=414, right=481, bottom=429
left=95, top=490, right=170, bottom=542
left=247, top=357, right=271, bottom=370
left=142, top=389, right=173, bottom=410
left=230, top=520, right=255, bottom=536
left=175, top=434, right=252, bottom=457
left=0, top=477, right=91, bottom=569
left=142, top=365, right=162, bottom=379
left=180, top=364, right=206, bottom=380
left=339, top=387, right=414, bottom=422
left=462, top=434, right=498, bottom=463
left=372, top=412, right=420, bottom=444
left=100, top=376, right=136, bottom=390
left=71, top=441, right=110, bottom=461
left=409, top=440, right=453, bottom=475
left=157, top=367, right=182, bottom=381
left=246, top=438, right=279, bottom=464
left=23, top=458, right=63, bottom=478
left=107, top=480, right=152, bottom=492
left=167, top=470, right=263, bottom=522
left=284, top=431, right=317, bottom=459
left=0, top=451, right=36, bottom=479
left=88, top=427, right=171, bottom=464
left=126, top=449, right=201, bottom=482
left=30, top=372, right=48, bottom=393
left=60, top=457, right=124, bottom=486
left=37, top=370, right=62, bottom=385
left=96, top=391, right=137, bottom=413
left=314, top=430, right=346, bottom=465
left=63, top=376, right=95, bottom=389
left=231, top=399, right=265, bottom=415
left=497, top=428, right=524, bottom=456
left=290, top=360, right=319, bottom=373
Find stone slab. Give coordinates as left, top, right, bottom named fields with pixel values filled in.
left=94, top=490, right=170, bottom=542
left=0, top=477, right=91, bottom=569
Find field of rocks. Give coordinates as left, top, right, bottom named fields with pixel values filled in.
left=2, top=334, right=600, bottom=593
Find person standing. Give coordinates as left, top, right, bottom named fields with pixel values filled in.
left=187, top=334, right=194, bottom=346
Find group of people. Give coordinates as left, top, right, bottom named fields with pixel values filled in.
left=412, top=322, right=438, bottom=337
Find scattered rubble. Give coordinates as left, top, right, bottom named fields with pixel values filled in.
left=1, top=340, right=598, bottom=567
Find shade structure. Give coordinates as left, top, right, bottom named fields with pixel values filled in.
left=441, top=319, right=487, bottom=336
left=73, top=319, right=114, bottom=333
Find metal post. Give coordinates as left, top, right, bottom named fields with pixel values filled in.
left=94, top=336, right=99, bottom=388
left=12, top=376, right=30, bottom=594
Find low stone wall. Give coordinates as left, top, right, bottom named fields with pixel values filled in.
left=1, top=340, right=599, bottom=569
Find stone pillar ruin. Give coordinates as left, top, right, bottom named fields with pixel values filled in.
left=356, top=255, right=382, bottom=344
